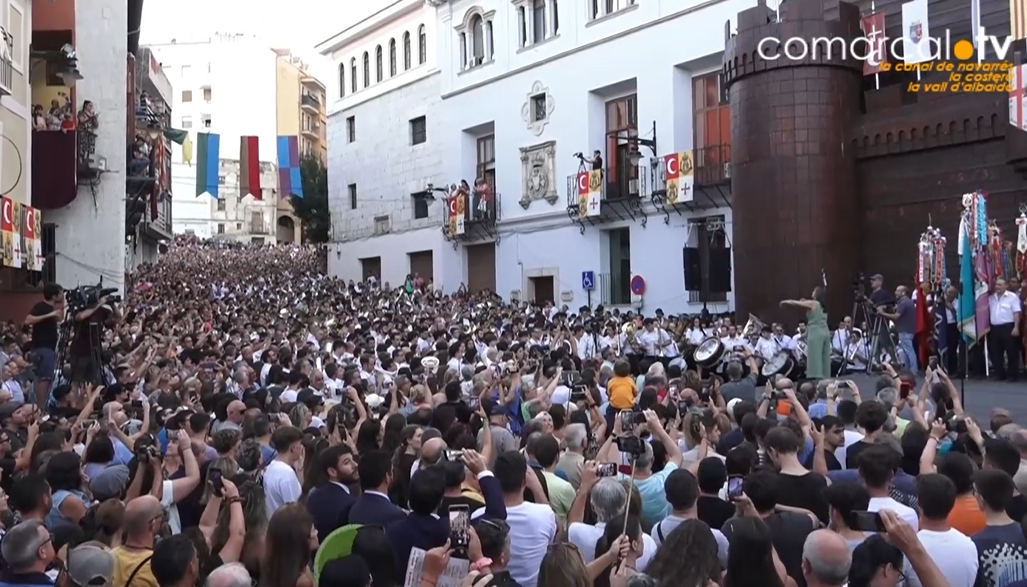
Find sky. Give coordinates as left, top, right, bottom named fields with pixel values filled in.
left=139, top=0, right=391, bottom=65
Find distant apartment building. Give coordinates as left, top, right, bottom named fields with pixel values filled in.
left=147, top=34, right=325, bottom=243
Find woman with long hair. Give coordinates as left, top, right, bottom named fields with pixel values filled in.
left=848, top=534, right=904, bottom=587
left=646, top=519, right=720, bottom=587
left=781, top=285, right=831, bottom=379
left=301, top=435, right=329, bottom=496
left=723, top=517, right=794, bottom=587
left=351, top=526, right=398, bottom=587
left=381, top=414, right=406, bottom=454
left=538, top=543, right=592, bottom=587
left=258, top=503, right=318, bottom=587
left=593, top=515, right=643, bottom=587
left=355, top=419, right=382, bottom=456
left=212, top=476, right=268, bottom=583
left=389, top=425, right=422, bottom=507
left=44, top=451, right=90, bottom=529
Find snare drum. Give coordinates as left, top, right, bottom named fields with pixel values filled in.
left=761, top=351, right=797, bottom=379
left=692, top=337, right=726, bottom=368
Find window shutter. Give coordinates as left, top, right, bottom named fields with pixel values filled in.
left=683, top=247, right=702, bottom=291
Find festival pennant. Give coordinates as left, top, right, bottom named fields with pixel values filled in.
left=194, top=133, right=220, bottom=199
left=276, top=136, right=303, bottom=199
left=239, top=136, right=262, bottom=199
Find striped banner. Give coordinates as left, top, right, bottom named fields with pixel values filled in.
left=239, top=136, right=262, bottom=199
left=194, top=133, right=220, bottom=198
left=276, top=136, right=303, bottom=198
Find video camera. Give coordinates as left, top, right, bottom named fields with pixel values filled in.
left=573, top=152, right=584, bottom=159
left=67, top=284, right=121, bottom=310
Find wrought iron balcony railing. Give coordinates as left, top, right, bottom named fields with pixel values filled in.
left=300, top=94, right=320, bottom=111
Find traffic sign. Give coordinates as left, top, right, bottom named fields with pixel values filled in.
left=630, top=275, right=646, bottom=296
left=581, top=271, right=595, bottom=291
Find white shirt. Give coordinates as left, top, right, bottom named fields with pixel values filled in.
left=836, top=429, right=865, bottom=469
left=263, top=460, right=302, bottom=517
left=686, top=328, right=708, bottom=345
left=905, top=528, right=978, bottom=587
left=577, top=334, right=597, bottom=360
left=842, top=342, right=868, bottom=371
left=832, top=330, right=850, bottom=354
left=568, top=522, right=658, bottom=572
left=472, top=501, right=556, bottom=587
left=989, top=291, right=1022, bottom=325
left=279, top=387, right=299, bottom=403
left=754, top=337, right=779, bottom=361
left=637, top=329, right=661, bottom=356
left=868, top=496, right=918, bottom=530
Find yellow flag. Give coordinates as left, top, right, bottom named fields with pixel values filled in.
left=182, top=134, right=193, bottom=165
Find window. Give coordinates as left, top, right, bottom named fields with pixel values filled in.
left=459, top=33, right=467, bottom=67
left=605, top=94, right=639, bottom=200
left=471, top=17, right=484, bottom=64
left=413, top=195, right=429, bottom=219
left=218, top=175, right=226, bottom=185
left=202, top=115, right=212, bottom=128
left=532, top=93, right=547, bottom=122
left=374, top=216, right=390, bottom=234
left=518, top=8, right=527, bottom=46
left=338, top=63, right=346, bottom=97
left=181, top=116, right=193, bottom=128
left=389, top=39, right=397, bottom=76
left=410, top=116, right=427, bottom=145
left=236, top=222, right=242, bottom=231
left=348, top=184, right=358, bottom=209
left=350, top=58, right=358, bottom=93
left=403, top=32, right=412, bottom=70
left=362, top=52, right=370, bottom=87
left=181, top=65, right=191, bottom=77
left=553, top=0, right=560, bottom=33
left=532, top=0, right=546, bottom=42
left=591, top=0, right=633, bottom=19
left=604, top=227, right=632, bottom=305
left=476, top=134, right=496, bottom=191
left=684, top=218, right=731, bottom=302
left=375, top=45, right=383, bottom=82
left=693, top=72, right=730, bottom=185
left=486, top=22, right=494, bottom=59
left=347, top=116, right=356, bottom=143
left=181, top=90, right=192, bottom=102
left=217, top=199, right=226, bottom=211
left=217, top=223, right=225, bottom=234
left=418, top=25, right=427, bottom=64
left=203, top=88, right=211, bottom=102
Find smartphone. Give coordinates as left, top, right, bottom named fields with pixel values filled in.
left=597, top=463, right=618, bottom=477
left=445, top=449, right=463, bottom=461
left=209, top=467, right=224, bottom=497
left=928, top=356, right=939, bottom=370
left=448, top=505, right=470, bottom=555
left=130, top=400, right=143, bottom=408
left=851, top=510, right=885, bottom=532
left=619, top=410, right=636, bottom=433
left=836, top=381, right=849, bottom=390
left=669, top=385, right=679, bottom=398
left=81, top=419, right=96, bottom=428
left=899, top=381, right=912, bottom=400
left=727, top=475, right=744, bottom=500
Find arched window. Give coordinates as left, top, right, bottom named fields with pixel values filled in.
left=459, top=32, right=467, bottom=68
left=470, top=16, right=484, bottom=63
left=389, top=39, right=397, bottom=76
left=362, top=52, right=370, bottom=87
left=375, top=45, right=383, bottom=82
left=403, top=32, right=412, bottom=70
left=337, top=63, right=345, bottom=97
left=486, top=21, right=494, bottom=60
left=418, top=24, right=427, bottom=64
left=350, top=58, right=357, bottom=93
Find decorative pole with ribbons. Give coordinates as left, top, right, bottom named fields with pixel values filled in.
left=916, top=223, right=948, bottom=367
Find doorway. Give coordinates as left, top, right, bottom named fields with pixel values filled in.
left=466, top=243, right=497, bottom=293
left=530, top=276, right=554, bottom=304
left=408, top=250, right=434, bottom=283
left=605, top=227, right=631, bottom=305
left=360, top=256, right=382, bottom=281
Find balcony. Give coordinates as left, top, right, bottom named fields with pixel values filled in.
left=440, top=188, right=502, bottom=245
left=126, top=138, right=157, bottom=235
left=0, top=53, right=11, bottom=96
left=650, top=145, right=732, bottom=222
left=564, top=163, right=649, bottom=234
left=301, top=75, right=325, bottom=91
left=31, top=130, right=85, bottom=210
left=300, top=93, right=320, bottom=114
left=301, top=121, right=321, bottom=139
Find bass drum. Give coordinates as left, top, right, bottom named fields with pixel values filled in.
left=692, top=337, right=726, bottom=368
left=761, top=351, right=797, bottom=379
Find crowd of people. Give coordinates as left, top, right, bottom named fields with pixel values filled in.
left=0, top=238, right=1026, bottom=587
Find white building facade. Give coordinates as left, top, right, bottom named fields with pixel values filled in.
left=431, top=0, right=744, bottom=314
left=317, top=0, right=455, bottom=288
left=145, top=34, right=280, bottom=242
left=47, top=0, right=129, bottom=293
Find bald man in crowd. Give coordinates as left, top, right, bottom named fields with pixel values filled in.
left=112, top=496, right=164, bottom=587
left=802, top=529, right=853, bottom=587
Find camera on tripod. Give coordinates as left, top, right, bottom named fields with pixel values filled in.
left=573, top=152, right=584, bottom=159
left=852, top=272, right=868, bottom=302
left=67, top=284, right=120, bottom=311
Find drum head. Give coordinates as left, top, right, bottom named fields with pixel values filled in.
left=762, top=352, right=795, bottom=378
left=693, top=337, right=724, bottom=366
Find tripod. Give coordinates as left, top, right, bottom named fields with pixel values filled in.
left=851, top=298, right=898, bottom=372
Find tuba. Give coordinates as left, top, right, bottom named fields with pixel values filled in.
left=742, top=314, right=766, bottom=339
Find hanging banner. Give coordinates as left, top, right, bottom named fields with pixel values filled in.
left=0, top=197, right=12, bottom=267
left=24, top=205, right=41, bottom=271
left=585, top=170, right=602, bottom=217
left=9, top=199, right=22, bottom=268
left=861, top=12, right=888, bottom=76
left=577, top=172, right=589, bottom=219
left=448, top=187, right=465, bottom=236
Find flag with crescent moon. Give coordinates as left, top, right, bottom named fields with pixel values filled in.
left=0, top=197, right=12, bottom=267
left=665, top=153, right=680, bottom=204
left=577, top=172, right=588, bottom=219
left=448, top=186, right=466, bottom=236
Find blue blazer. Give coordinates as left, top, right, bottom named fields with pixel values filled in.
left=348, top=492, right=407, bottom=527
left=386, top=513, right=449, bottom=580
left=306, top=482, right=355, bottom=543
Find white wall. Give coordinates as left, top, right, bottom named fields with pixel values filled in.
left=318, top=0, right=438, bottom=115
left=432, top=0, right=742, bottom=313
left=126, top=238, right=158, bottom=271
left=327, top=225, right=462, bottom=289
left=326, top=73, right=443, bottom=242
left=148, top=35, right=279, bottom=235
left=48, top=0, right=127, bottom=293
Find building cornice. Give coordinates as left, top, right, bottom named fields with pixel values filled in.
left=315, top=0, right=425, bottom=56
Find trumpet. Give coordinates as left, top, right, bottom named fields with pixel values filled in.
left=462, top=318, right=476, bottom=335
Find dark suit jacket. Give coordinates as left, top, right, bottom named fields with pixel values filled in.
left=348, top=491, right=407, bottom=527
left=386, top=513, right=449, bottom=580
left=306, top=482, right=355, bottom=543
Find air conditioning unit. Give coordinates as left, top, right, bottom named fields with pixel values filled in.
left=87, top=154, right=108, bottom=172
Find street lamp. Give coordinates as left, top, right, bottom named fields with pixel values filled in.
left=627, top=121, right=659, bottom=166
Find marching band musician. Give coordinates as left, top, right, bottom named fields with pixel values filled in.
left=685, top=318, right=709, bottom=346
left=720, top=325, right=751, bottom=368
left=754, top=326, right=779, bottom=363
left=600, top=324, right=619, bottom=354
left=575, top=324, right=599, bottom=361
left=842, top=329, right=869, bottom=372
left=638, top=318, right=675, bottom=361
left=832, top=317, right=853, bottom=356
